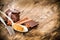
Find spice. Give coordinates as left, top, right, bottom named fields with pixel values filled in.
left=13, top=23, right=28, bottom=32
left=16, top=17, right=32, bottom=24
left=13, top=23, right=24, bottom=31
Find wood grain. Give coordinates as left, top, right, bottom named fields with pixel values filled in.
left=0, top=0, right=59, bottom=40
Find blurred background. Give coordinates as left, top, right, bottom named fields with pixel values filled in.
left=0, top=0, right=60, bottom=40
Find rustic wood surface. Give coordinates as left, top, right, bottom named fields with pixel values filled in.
left=0, top=0, right=60, bottom=40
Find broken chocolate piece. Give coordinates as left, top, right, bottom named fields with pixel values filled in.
left=24, top=20, right=38, bottom=28
left=6, top=9, right=20, bottom=22
left=5, top=9, right=20, bottom=25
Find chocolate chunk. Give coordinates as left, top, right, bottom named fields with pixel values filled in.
left=5, top=9, right=20, bottom=25
left=24, top=20, right=38, bottom=28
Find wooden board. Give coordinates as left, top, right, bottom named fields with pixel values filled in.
left=0, top=0, right=59, bottom=40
